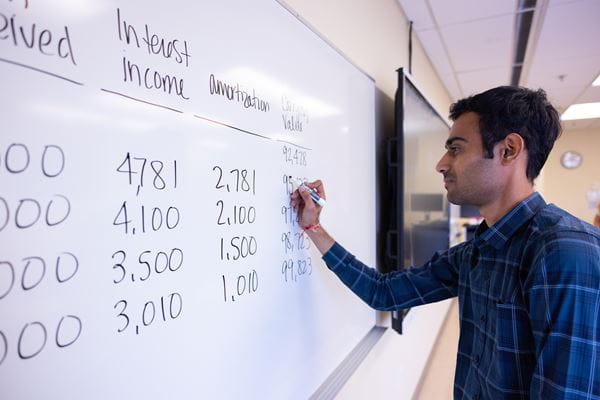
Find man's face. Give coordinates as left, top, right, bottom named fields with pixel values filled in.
left=436, top=112, right=503, bottom=206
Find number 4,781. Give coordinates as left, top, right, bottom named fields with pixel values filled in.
left=117, top=153, right=177, bottom=193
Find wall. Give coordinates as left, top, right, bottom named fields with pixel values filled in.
left=539, top=127, right=600, bottom=224
left=281, top=0, right=455, bottom=398
left=412, top=299, right=459, bottom=399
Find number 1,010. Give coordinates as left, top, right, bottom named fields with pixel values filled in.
left=221, top=270, right=258, bottom=302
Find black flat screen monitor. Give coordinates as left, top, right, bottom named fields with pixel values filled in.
left=387, top=69, right=451, bottom=333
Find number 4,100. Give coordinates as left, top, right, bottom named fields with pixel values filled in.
left=113, top=202, right=180, bottom=235
left=117, top=153, right=177, bottom=194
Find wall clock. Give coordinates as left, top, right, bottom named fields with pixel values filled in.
left=560, top=151, right=582, bottom=169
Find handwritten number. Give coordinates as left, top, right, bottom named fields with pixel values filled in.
left=113, top=202, right=131, bottom=234
left=116, top=153, right=134, bottom=185
left=138, top=251, right=152, bottom=281
left=216, top=200, right=225, bottom=225
left=213, top=166, right=224, bottom=189
left=114, top=300, right=129, bottom=333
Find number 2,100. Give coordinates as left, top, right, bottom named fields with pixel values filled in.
left=216, top=201, right=256, bottom=226
left=113, top=202, right=180, bottom=235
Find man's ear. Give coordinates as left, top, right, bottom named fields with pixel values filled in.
left=500, top=133, right=525, bottom=163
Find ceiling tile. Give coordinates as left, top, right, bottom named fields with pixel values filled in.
left=439, top=73, right=463, bottom=101
left=548, top=0, right=586, bottom=7
left=428, top=0, right=518, bottom=26
left=397, top=0, right=436, bottom=31
left=400, top=0, right=597, bottom=125
left=416, top=29, right=454, bottom=78
left=457, top=67, right=511, bottom=96
left=576, top=85, right=600, bottom=104
left=441, top=14, right=515, bottom=72
left=530, top=0, right=600, bottom=65
left=525, top=55, right=600, bottom=89
left=543, top=85, right=585, bottom=110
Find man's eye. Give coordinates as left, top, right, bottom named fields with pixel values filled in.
left=448, top=146, right=459, bottom=154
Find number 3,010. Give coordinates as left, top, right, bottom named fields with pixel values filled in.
left=113, top=293, right=182, bottom=335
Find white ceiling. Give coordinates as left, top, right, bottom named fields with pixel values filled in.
left=397, top=0, right=600, bottom=130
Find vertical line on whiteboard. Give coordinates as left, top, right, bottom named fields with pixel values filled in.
left=174, top=160, right=178, bottom=189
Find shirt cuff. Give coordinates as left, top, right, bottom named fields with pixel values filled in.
left=322, top=242, right=349, bottom=271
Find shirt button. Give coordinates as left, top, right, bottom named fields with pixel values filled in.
left=480, top=314, right=486, bottom=322
left=474, top=355, right=480, bottom=365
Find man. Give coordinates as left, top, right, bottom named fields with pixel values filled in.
left=291, top=86, right=600, bottom=399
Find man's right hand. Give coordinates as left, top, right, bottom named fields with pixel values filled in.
left=290, top=179, right=335, bottom=255
left=290, top=180, right=326, bottom=229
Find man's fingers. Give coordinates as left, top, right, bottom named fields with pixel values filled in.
left=306, top=180, right=326, bottom=200
left=291, top=189, right=302, bottom=209
left=298, top=185, right=316, bottom=210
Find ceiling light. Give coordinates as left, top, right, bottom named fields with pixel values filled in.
left=593, top=73, right=600, bottom=86
left=561, top=102, right=600, bottom=120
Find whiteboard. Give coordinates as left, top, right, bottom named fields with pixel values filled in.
left=0, top=1, right=376, bottom=398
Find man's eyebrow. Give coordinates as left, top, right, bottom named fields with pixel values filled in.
left=445, top=137, right=468, bottom=147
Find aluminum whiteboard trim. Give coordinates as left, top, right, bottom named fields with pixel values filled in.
left=275, top=0, right=376, bottom=83
left=309, top=326, right=387, bottom=400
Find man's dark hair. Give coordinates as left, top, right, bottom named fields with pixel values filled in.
left=449, top=86, right=562, bottom=181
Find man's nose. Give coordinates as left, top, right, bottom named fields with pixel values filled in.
left=436, top=153, right=449, bottom=174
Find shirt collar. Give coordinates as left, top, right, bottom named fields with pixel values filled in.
left=474, top=192, right=546, bottom=250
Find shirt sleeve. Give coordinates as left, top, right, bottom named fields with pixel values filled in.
left=524, top=230, right=600, bottom=399
left=322, top=242, right=461, bottom=311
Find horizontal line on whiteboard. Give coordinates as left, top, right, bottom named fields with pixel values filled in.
left=273, top=138, right=312, bottom=151
left=100, top=88, right=184, bottom=114
left=0, top=57, right=83, bottom=86
left=193, top=114, right=312, bottom=151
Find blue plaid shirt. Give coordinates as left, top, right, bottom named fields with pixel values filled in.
left=323, top=193, right=600, bottom=399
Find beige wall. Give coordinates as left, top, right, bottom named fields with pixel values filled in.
left=539, top=127, right=600, bottom=224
